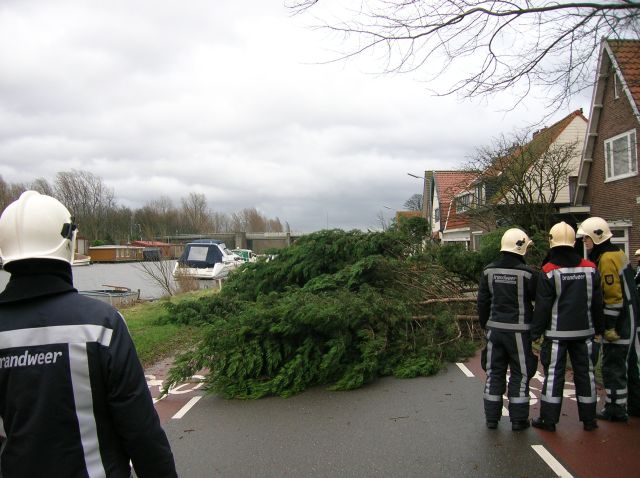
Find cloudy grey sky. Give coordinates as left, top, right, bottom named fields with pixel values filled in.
left=0, top=0, right=590, bottom=232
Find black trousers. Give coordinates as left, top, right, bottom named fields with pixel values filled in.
left=482, top=329, right=537, bottom=422
left=539, top=338, right=597, bottom=423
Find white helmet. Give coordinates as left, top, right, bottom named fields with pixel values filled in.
left=635, top=249, right=640, bottom=257
left=0, top=191, right=77, bottom=266
left=576, top=217, right=613, bottom=245
left=549, top=221, right=575, bottom=248
left=500, top=228, right=532, bottom=256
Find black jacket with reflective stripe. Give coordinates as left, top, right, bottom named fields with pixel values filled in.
left=477, top=253, right=537, bottom=332
left=531, top=257, right=604, bottom=341
left=0, top=270, right=177, bottom=477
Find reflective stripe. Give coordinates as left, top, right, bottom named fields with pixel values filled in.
left=545, top=329, right=594, bottom=338
left=543, top=341, right=560, bottom=404
left=587, top=339, right=597, bottom=402
left=483, top=335, right=494, bottom=397
left=509, top=396, right=530, bottom=404
left=604, top=308, right=621, bottom=316
left=577, top=395, right=597, bottom=404
left=490, top=268, right=532, bottom=280
left=483, top=393, right=503, bottom=402
left=605, top=397, right=628, bottom=404
left=541, top=396, right=562, bottom=404
left=70, top=343, right=106, bottom=478
left=0, top=324, right=113, bottom=348
left=517, top=273, right=525, bottom=325
left=515, top=333, right=528, bottom=400
left=551, top=270, right=562, bottom=332
left=585, top=271, right=593, bottom=327
left=486, top=321, right=530, bottom=331
left=0, top=324, right=112, bottom=477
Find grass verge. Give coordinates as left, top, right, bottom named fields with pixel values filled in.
left=122, top=289, right=211, bottom=367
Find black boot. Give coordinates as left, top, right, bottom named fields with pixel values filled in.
left=486, top=420, right=498, bottom=429
left=531, top=417, right=556, bottom=432
left=583, top=420, right=598, bottom=431
left=511, top=420, right=530, bottom=431
left=596, top=406, right=628, bottom=422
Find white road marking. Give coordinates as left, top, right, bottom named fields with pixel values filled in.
left=172, top=396, right=202, bottom=419
left=532, top=445, right=574, bottom=478
left=456, top=362, right=474, bottom=377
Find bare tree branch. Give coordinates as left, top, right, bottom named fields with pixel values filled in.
left=287, top=0, right=640, bottom=112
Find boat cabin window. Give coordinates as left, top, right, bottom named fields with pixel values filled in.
left=187, top=246, right=210, bottom=262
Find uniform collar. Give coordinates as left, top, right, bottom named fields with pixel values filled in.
left=0, top=259, right=76, bottom=304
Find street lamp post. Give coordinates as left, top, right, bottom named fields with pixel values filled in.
left=407, top=172, right=430, bottom=221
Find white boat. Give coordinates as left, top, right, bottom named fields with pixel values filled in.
left=230, top=248, right=258, bottom=263
left=173, top=240, right=243, bottom=280
left=72, top=253, right=91, bottom=266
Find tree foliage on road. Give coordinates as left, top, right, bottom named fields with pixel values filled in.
left=287, top=0, right=640, bottom=111
left=162, top=220, right=478, bottom=399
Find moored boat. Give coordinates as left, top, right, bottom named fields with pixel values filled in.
left=72, top=253, right=91, bottom=266
left=79, top=285, right=140, bottom=308
left=173, top=240, right=243, bottom=280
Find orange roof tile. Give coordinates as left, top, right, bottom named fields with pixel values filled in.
left=608, top=40, right=640, bottom=112
left=433, top=171, right=477, bottom=231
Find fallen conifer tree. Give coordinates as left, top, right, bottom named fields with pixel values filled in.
left=162, top=220, right=482, bottom=399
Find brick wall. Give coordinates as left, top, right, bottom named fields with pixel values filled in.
left=583, top=65, right=640, bottom=256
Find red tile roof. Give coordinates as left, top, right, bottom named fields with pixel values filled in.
left=130, top=240, right=172, bottom=247
left=608, top=40, right=640, bottom=113
left=434, top=171, right=477, bottom=231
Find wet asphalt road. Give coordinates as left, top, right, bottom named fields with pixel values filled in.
left=162, top=363, right=557, bottom=478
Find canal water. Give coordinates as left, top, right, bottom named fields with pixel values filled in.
left=0, top=261, right=178, bottom=300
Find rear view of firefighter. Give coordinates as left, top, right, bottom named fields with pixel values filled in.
left=0, top=191, right=177, bottom=477
left=578, top=216, right=640, bottom=420
left=531, top=222, right=603, bottom=432
left=477, top=228, right=538, bottom=431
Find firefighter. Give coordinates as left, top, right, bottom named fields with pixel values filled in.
left=477, top=228, right=538, bottom=431
left=0, top=191, right=177, bottom=477
left=531, top=221, right=603, bottom=432
left=577, top=216, right=640, bottom=420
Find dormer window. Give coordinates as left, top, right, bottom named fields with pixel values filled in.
left=456, top=193, right=472, bottom=212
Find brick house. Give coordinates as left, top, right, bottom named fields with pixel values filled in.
left=422, top=170, right=478, bottom=247
left=573, top=39, right=640, bottom=256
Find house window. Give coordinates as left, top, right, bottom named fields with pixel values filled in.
left=611, top=228, right=629, bottom=255
left=614, top=73, right=620, bottom=99
left=456, top=194, right=471, bottom=212
left=434, top=208, right=440, bottom=222
left=475, top=184, right=485, bottom=206
left=604, top=129, right=637, bottom=181
left=472, top=232, right=483, bottom=251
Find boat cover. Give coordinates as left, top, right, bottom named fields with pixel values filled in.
left=177, top=241, right=224, bottom=268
